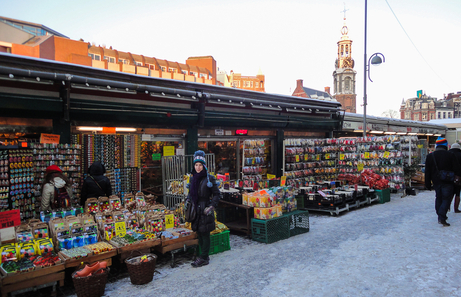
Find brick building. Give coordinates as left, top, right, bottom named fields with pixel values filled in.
left=0, top=16, right=264, bottom=91
left=400, top=92, right=461, bottom=121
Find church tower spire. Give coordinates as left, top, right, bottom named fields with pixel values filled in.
left=333, top=5, right=357, bottom=113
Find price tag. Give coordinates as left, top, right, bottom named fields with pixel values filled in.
left=115, top=221, right=126, bottom=237
left=281, top=176, right=287, bottom=186
left=383, top=151, right=390, bottom=159
left=340, top=154, right=345, bottom=160
left=316, top=155, right=320, bottom=161
left=267, top=174, right=276, bottom=180
left=364, top=152, right=370, bottom=159
left=357, top=162, right=364, bottom=172
left=325, top=153, right=330, bottom=160
left=295, top=155, right=300, bottom=162
left=165, top=214, right=174, bottom=229
left=304, top=154, right=308, bottom=161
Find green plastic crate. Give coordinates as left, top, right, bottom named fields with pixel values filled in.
left=198, top=230, right=231, bottom=256
left=376, top=188, right=391, bottom=204
left=295, top=195, right=305, bottom=209
left=251, top=216, right=290, bottom=244
left=284, top=210, right=310, bottom=237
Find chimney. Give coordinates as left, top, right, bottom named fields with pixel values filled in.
left=296, top=79, right=303, bottom=88
left=325, top=86, right=331, bottom=95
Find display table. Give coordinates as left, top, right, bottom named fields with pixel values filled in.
left=0, top=263, right=65, bottom=297
left=154, top=233, right=198, bottom=267
left=61, top=249, right=118, bottom=269
left=218, top=200, right=253, bottom=237
left=112, top=239, right=162, bottom=261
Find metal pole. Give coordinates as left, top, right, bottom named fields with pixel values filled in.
left=363, top=0, right=368, bottom=138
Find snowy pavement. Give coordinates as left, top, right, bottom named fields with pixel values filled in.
left=76, top=190, right=461, bottom=297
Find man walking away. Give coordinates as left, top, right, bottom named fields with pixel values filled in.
left=449, top=142, right=461, bottom=213
left=425, top=137, right=459, bottom=226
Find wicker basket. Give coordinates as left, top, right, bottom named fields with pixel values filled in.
left=72, top=267, right=110, bottom=297
left=125, top=250, right=158, bottom=285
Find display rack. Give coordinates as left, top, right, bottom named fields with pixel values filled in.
left=241, top=139, right=271, bottom=188
left=162, top=153, right=215, bottom=209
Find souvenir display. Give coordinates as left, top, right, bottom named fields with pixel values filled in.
left=241, top=139, right=272, bottom=186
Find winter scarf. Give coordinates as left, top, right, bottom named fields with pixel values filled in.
left=190, top=170, right=207, bottom=204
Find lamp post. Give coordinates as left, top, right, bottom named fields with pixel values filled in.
left=363, top=0, right=385, bottom=137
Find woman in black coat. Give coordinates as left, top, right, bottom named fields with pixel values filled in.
left=188, top=150, right=221, bottom=267
left=80, top=161, right=112, bottom=206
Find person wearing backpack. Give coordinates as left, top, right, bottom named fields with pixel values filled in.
left=187, top=150, right=221, bottom=267
left=81, top=161, right=112, bottom=206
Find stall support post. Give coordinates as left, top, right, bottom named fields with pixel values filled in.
left=52, top=118, right=71, bottom=144
left=185, top=127, right=198, bottom=155
left=276, top=129, right=284, bottom=177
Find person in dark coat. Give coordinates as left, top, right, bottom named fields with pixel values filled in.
left=187, top=150, right=221, bottom=267
left=81, top=161, right=112, bottom=206
left=425, top=137, right=460, bottom=226
left=449, top=142, right=461, bottom=213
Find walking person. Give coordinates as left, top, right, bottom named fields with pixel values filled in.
left=425, top=137, right=460, bottom=226
left=81, top=161, right=112, bottom=207
left=449, top=142, right=461, bottom=213
left=187, top=150, right=221, bottom=267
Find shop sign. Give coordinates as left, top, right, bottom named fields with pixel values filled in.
left=163, top=146, right=175, bottom=156
left=236, top=129, right=248, bottom=135
left=0, top=209, right=20, bottom=229
left=225, top=131, right=233, bottom=136
left=102, top=127, right=116, bottom=134
left=165, top=214, right=174, bottom=229
left=215, top=129, right=224, bottom=136
left=152, top=153, right=161, bottom=161
left=40, top=133, right=60, bottom=144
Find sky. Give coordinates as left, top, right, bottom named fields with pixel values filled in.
left=3, top=0, right=461, bottom=117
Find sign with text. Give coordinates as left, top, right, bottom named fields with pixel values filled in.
left=115, top=221, right=126, bottom=237
left=281, top=176, right=287, bottom=186
left=0, top=209, right=21, bottom=229
left=163, top=146, right=175, bottom=156
left=266, top=174, right=276, bottom=180
left=165, top=214, right=174, bottom=229
left=40, top=133, right=60, bottom=144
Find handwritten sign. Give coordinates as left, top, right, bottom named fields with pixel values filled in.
left=163, top=146, right=175, bottom=156
left=0, top=209, right=21, bottom=229
left=40, top=133, right=60, bottom=144
left=267, top=174, right=276, bottom=180
left=165, top=214, right=174, bottom=229
left=115, top=221, right=126, bottom=237
left=281, top=176, right=287, bottom=186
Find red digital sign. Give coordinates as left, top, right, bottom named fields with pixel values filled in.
left=235, top=129, right=248, bottom=135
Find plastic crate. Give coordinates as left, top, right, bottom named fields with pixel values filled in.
left=251, top=216, right=290, bottom=244
left=295, top=195, right=305, bottom=209
left=284, top=210, right=310, bottom=237
left=376, top=188, right=391, bottom=203
left=198, top=230, right=231, bottom=256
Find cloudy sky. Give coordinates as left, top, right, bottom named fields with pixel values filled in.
left=3, top=0, right=460, bottom=117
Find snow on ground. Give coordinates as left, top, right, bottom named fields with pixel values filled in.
left=71, top=190, right=461, bottom=297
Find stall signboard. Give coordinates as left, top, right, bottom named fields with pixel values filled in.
left=163, top=146, right=175, bottom=156
left=0, top=209, right=21, bottom=229
left=215, top=129, right=224, bottom=136
left=165, top=214, right=174, bottom=229
left=115, top=221, right=126, bottom=237
left=40, top=133, right=60, bottom=144
left=152, top=153, right=161, bottom=161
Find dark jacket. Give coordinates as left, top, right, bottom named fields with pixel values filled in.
left=425, top=146, right=460, bottom=190
left=81, top=161, right=112, bottom=206
left=188, top=172, right=221, bottom=233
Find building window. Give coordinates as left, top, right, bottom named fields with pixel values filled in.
left=169, top=68, right=176, bottom=73
left=430, top=113, right=434, bottom=120
left=233, top=81, right=240, bottom=88
left=104, top=56, right=115, bottom=63
left=146, top=64, right=155, bottom=70
left=89, top=53, right=101, bottom=61
left=438, top=112, right=441, bottom=119
left=161, top=66, right=166, bottom=72
left=182, top=70, right=187, bottom=75
left=443, top=112, right=446, bottom=119
left=136, top=62, right=142, bottom=66
left=118, top=59, right=127, bottom=64
left=255, top=82, right=259, bottom=88
left=422, top=113, right=427, bottom=120
left=448, top=112, right=452, bottom=119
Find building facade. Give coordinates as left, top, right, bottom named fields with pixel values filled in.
left=332, top=19, right=357, bottom=113
left=400, top=92, right=461, bottom=122
left=0, top=16, right=264, bottom=92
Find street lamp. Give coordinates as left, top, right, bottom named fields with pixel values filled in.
left=363, top=0, right=385, bottom=137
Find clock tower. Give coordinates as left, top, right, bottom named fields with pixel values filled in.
left=333, top=18, right=357, bottom=113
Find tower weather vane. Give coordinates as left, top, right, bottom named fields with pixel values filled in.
left=341, top=3, right=349, bottom=20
